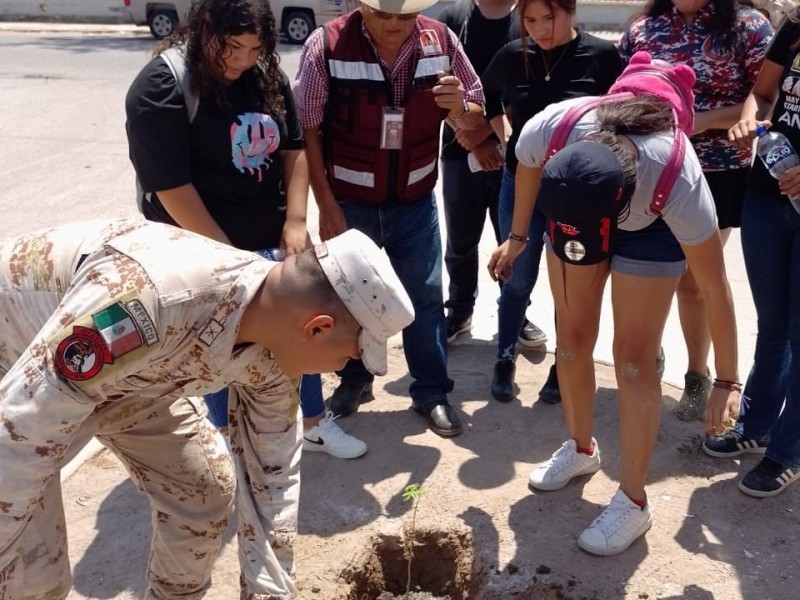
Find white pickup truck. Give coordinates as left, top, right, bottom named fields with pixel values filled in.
left=122, top=0, right=355, bottom=43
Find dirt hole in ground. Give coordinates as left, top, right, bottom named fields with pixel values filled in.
left=343, top=527, right=481, bottom=600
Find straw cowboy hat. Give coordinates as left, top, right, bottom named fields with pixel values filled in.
left=359, top=0, right=438, bottom=14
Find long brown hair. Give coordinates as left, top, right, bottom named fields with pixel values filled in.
left=156, top=0, right=285, bottom=116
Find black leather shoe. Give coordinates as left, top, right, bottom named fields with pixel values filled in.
left=538, top=364, right=561, bottom=404
left=328, top=382, right=373, bottom=418
left=491, top=359, right=515, bottom=402
left=412, top=399, right=463, bottom=437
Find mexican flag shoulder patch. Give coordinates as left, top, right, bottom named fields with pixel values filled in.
left=92, top=302, right=143, bottom=359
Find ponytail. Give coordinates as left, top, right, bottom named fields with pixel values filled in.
left=594, top=97, right=674, bottom=137
left=582, top=98, right=672, bottom=221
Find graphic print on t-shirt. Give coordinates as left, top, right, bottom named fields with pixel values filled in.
left=778, top=58, right=800, bottom=131
left=230, top=112, right=281, bottom=182
left=782, top=76, right=800, bottom=97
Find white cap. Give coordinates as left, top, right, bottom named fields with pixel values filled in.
left=315, top=229, right=415, bottom=376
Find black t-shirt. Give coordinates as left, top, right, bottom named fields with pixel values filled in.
left=126, top=57, right=305, bottom=250
left=749, top=18, right=800, bottom=197
left=437, top=0, right=519, bottom=160
left=482, top=31, right=623, bottom=174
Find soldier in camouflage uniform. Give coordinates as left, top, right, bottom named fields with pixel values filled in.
left=0, top=218, right=413, bottom=600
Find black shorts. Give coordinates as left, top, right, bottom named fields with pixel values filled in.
left=704, top=167, right=750, bottom=230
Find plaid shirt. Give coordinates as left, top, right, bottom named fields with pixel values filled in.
left=293, top=15, right=484, bottom=128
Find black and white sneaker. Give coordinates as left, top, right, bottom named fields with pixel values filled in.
left=702, top=429, right=767, bottom=458
left=739, top=457, right=800, bottom=498
left=518, top=319, right=547, bottom=348
left=446, top=313, right=472, bottom=344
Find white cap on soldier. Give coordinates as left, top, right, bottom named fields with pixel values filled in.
left=314, top=230, right=415, bottom=376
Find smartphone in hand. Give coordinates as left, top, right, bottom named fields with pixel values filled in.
left=415, top=68, right=452, bottom=91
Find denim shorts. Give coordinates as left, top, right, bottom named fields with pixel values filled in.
left=612, top=218, right=686, bottom=278
left=545, top=218, right=686, bottom=278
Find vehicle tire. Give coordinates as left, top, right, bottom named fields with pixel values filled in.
left=148, top=9, right=178, bottom=40
left=283, top=11, right=314, bottom=45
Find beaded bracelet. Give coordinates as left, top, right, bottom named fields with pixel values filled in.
left=713, top=379, right=742, bottom=392
left=509, top=233, right=530, bottom=243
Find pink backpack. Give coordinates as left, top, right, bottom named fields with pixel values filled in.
left=544, top=52, right=696, bottom=216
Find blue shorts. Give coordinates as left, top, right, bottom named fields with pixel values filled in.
left=545, top=218, right=686, bottom=278
left=612, top=218, right=686, bottom=278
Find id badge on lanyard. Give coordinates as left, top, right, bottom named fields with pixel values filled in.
left=380, top=107, right=405, bottom=150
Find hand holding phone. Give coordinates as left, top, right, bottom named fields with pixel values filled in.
left=432, top=70, right=466, bottom=114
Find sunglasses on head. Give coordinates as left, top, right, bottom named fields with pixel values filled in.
left=366, top=5, right=418, bottom=20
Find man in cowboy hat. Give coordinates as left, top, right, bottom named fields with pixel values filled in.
left=293, top=0, right=485, bottom=437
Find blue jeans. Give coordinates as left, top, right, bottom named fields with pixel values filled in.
left=204, top=374, right=325, bottom=428
left=497, top=169, right=548, bottom=360
left=337, top=194, right=454, bottom=405
left=740, top=188, right=800, bottom=469
left=204, top=247, right=325, bottom=428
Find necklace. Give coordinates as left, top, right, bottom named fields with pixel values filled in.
left=541, top=42, right=570, bottom=82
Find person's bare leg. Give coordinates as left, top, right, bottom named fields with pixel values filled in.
left=547, top=252, right=609, bottom=449
left=611, top=271, right=679, bottom=502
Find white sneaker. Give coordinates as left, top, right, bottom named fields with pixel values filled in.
left=529, top=438, right=601, bottom=491
left=578, top=489, right=652, bottom=556
left=303, top=411, right=367, bottom=459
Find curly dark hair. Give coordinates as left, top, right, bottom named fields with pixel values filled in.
left=642, top=0, right=761, bottom=37
left=156, top=0, right=285, bottom=116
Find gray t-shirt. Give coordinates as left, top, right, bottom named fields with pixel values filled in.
left=515, top=96, right=718, bottom=246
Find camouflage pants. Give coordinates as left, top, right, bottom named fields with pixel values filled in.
left=0, top=383, right=302, bottom=600
left=0, top=393, right=235, bottom=600
left=228, top=384, right=301, bottom=600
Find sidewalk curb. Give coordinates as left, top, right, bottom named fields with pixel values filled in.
left=0, top=21, right=148, bottom=34
left=61, top=438, right=105, bottom=483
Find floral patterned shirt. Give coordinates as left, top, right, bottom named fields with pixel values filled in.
left=619, top=5, right=773, bottom=171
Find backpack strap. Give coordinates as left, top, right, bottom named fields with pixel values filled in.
left=543, top=93, right=685, bottom=217
left=137, top=46, right=197, bottom=214
left=543, top=92, right=633, bottom=166
left=160, top=46, right=199, bottom=123
left=650, top=113, right=686, bottom=216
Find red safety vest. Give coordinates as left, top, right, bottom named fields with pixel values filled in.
left=322, top=12, right=451, bottom=203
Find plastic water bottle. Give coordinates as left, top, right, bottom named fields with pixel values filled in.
left=257, top=248, right=286, bottom=262
left=755, top=124, right=800, bottom=213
